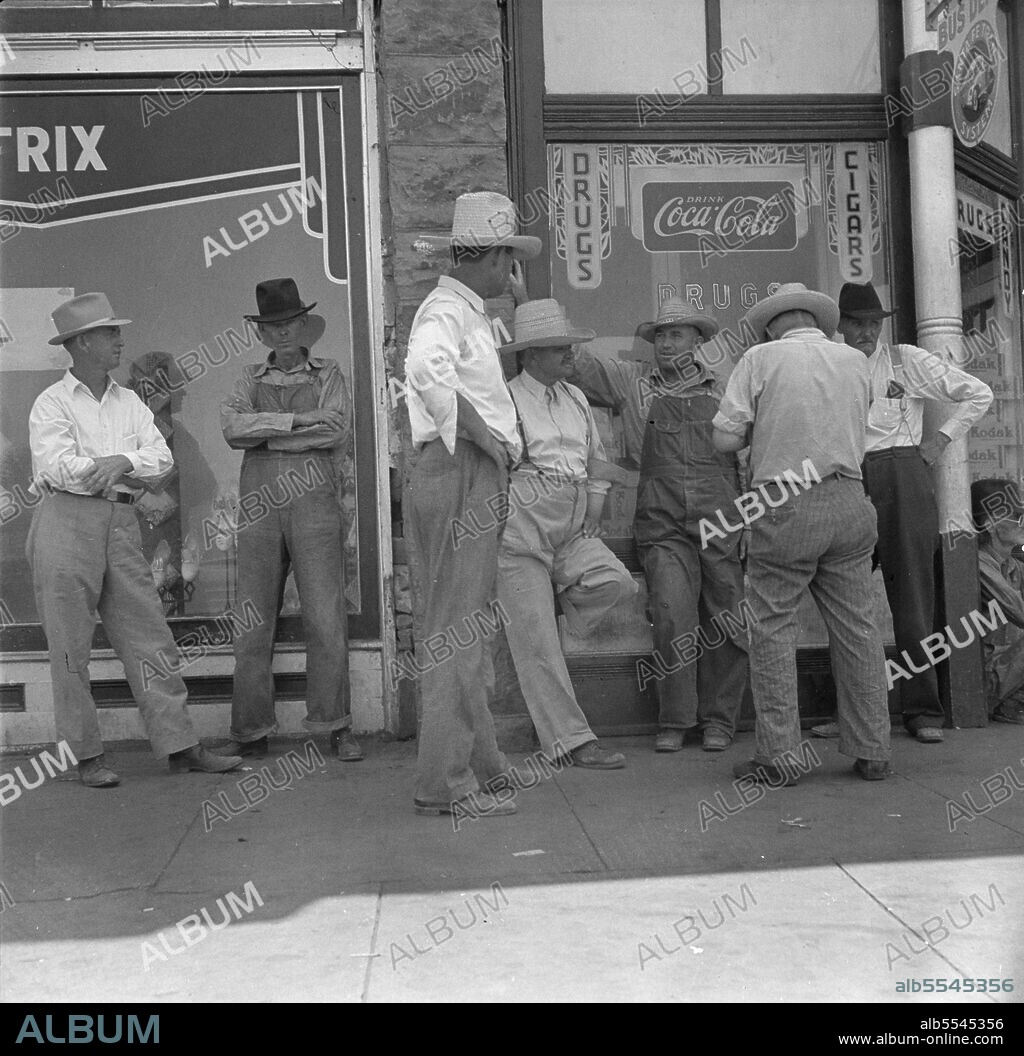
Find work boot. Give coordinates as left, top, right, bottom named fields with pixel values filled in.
left=654, top=728, right=684, bottom=753
left=168, top=746, right=243, bottom=774
left=702, top=729, right=731, bottom=752
left=914, top=726, right=944, bottom=743
left=414, top=791, right=517, bottom=817
left=570, top=740, right=626, bottom=769
left=78, top=755, right=120, bottom=788
left=853, top=758, right=890, bottom=781
left=330, top=729, right=364, bottom=761
left=810, top=721, right=840, bottom=738
left=211, top=736, right=268, bottom=758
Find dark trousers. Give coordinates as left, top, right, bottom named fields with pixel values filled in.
left=863, top=447, right=944, bottom=729
left=230, top=451, right=351, bottom=741
left=408, top=439, right=510, bottom=804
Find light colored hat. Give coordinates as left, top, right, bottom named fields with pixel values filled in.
left=744, top=282, right=841, bottom=342
left=49, top=292, right=131, bottom=346
left=500, top=299, right=595, bottom=355
left=414, top=191, right=541, bottom=260
left=637, top=297, right=719, bottom=343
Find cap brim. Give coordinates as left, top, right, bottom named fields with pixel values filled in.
left=499, top=328, right=596, bottom=355
left=637, top=316, right=719, bottom=343
left=413, top=235, right=542, bottom=261
left=48, top=317, right=132, bottom=345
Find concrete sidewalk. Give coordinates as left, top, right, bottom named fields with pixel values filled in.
left=1, top=726, right=1022, bottom=1003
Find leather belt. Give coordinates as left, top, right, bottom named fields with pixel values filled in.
left=52, top=489, right=135, bottom=505
left=864, top=446, right=920, bottom=461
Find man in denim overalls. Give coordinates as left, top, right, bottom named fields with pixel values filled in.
left=571, top=297, right=748, bottom=753
left=215, top=278, right=361, bottom=761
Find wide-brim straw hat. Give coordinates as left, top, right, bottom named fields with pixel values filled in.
left=49, top=292, right=132, bottom=345
left=414, top=191, right=541, bottom=260
left=744, top=282, right=841, bottom=342
left=637, top=296, right=719, bottom=343
left=500, top=298, right=595, bottom=355
left=837, top=281, right=894, bottom=320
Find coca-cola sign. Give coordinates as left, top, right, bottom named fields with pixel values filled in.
left=640, top=181, right=800, bottom=253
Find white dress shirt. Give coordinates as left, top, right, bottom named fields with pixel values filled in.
left=864, top=343, right=993, bottom=453
left=29, top=370, right=172, bottom=497
left=509, top=371, right=610, bottom=496
left=404, top=275, right=521, bottom=458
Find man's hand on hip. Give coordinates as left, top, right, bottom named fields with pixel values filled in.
left=919, top=433, right=952, bottom=465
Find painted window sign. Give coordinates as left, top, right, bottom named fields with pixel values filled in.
left=0, top=85, right=376, bottom=636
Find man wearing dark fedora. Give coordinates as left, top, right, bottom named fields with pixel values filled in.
left=713, top=283, right=891, bottom=782
left=215, top=278, right=361, bottom=762
left=832, top=281, right=992, bottom=744
left=570, top=297, right=748, bottom=753
left=497, top=299, right=635, bottom=770
left=28, top=293, right=243, bottom=786
left=405, top=191, right=539, bottom=818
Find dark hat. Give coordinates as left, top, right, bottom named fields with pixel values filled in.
left=837, top=282, right=893, bottom=320
left=244, top=278, right=317, bottom=323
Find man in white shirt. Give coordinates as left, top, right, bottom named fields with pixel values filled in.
left=498, top=300, right=635, bottom=769
left=834, top=282, right=993, bottom=744
left=27, top=293, right=243, bottom=787
left=405, top=191, right=539, bottom=818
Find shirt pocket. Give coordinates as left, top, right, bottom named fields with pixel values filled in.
left=872, top=398, right=904, bottom=429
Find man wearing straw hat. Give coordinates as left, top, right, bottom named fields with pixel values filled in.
left=497, top=299, right=636, bottom=769
left=570, top=297, right=747, bottom=753
left=405, top=191, right=539, bottom=818
left=27, top=293, right=243, bottom=786
left=817, top=281, right=991, bottom=746
left=215, top=278, right=362, bottom=763
left=712, top=283, right=891, bottom=783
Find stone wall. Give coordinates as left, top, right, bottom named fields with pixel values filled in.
left=379, top=0, right=533, bottom=746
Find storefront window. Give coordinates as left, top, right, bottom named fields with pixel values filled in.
left=0, top=85, right=368, bottom=627
left=719, top=0, right=881, bottom=94
left=542, top=0, right=707, bottom=94
left=546, top=139, right=895, bottom=644
left=956, top=173, right=1024, bottom=487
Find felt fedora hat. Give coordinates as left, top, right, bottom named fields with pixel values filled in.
left=500, top=299, right=595, bottom=355
left=637, top=297, right=719, bottom=343
left=244, top=278, right=317, bottom=323
left=744, top=282, right=841, bottom=342
left=837, top=281, right=894, bottom=320
left=48, top=293, right=132, bottom=346
left=414, top=191, right=541, bottom=260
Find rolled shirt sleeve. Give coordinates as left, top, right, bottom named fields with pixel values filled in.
left=124, top=400, right=174, bottom=479
left=404, top=307, right=469, bottom=454
left=712, top=356, right=755, bottom=436
left=900, top=344, right=994, bottom=443
left=29, top=392, right=101, bottom=490
left=265, top=360, right=352, bottom=453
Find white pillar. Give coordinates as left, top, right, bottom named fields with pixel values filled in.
left=902, top=0, right=971, bottom=534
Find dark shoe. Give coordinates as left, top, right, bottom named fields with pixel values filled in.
left=853, top=758, right=890, bottom=781
left=330, top=729, right=364, bottom=761
left=414, top=791, right=517, bottom=817
left=211, top=736, right=267, bottom=758
left=78, top=755, right=120, bottom=788
left=570, top=740, right=626, bottom=769
left=654, top=729, right=684, bottom=753
left=702, top=729, right=731, bottom=752
left=168, top=746, right=243, bottom=774
left=810, top=721, right=840, bottom=739
left=732, top=758, right=798, bottom=787
left=914, top=726, right=944, bottom=744
left=991, top=701, right=1024, bottom=725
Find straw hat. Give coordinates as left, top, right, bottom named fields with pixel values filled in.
left=48, top=293, right=132, bottom=346
left=744, top=282, right=840, bottom=342
left=637, top=297, right=719, bottom=343
left=499, top=299, right=595, bottom=356
left=414, top=191, right=541, bottom=260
